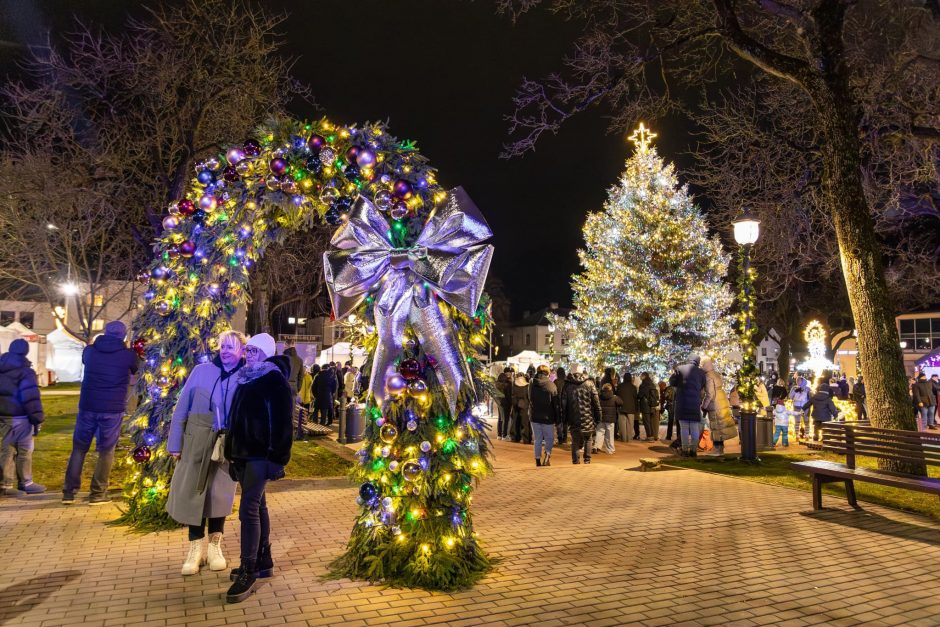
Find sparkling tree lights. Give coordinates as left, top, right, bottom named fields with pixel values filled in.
left=563, top=123, right=736, bottom=376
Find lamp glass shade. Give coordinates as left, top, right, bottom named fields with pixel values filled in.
left=733, top=215, right=760, bottom=245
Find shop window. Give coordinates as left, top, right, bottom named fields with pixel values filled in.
left=19, top=312, right=34, bottom=329
left=0, top=311, right=14, bottom=326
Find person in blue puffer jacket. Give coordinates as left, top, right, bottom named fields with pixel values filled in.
left=0, top=339, right=46, bottom=495
left=63, top=320, right=139, bottom=505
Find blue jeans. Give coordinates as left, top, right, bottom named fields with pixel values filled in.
left=678, top=420, right=701, bottom=451
left=920, top=406, right=936, bottom=427
left=63, top=411, right=124, bottom=496
left=0, top=418, right=34, bottom=488
left=532, top=422, right=555, bottom=459
left=772, top=425, right=789, bottom=447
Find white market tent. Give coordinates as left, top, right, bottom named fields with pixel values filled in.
left=506, top=350, right=546, bottom=370
left=317, top=342, right=367, bottom=368
left=47, top=328, right=86, bottom=382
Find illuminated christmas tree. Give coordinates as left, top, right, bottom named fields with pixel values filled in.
left=563, top=123, right=736, bottom=376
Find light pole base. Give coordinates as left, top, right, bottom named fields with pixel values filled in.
left=738, top=411, right=760, bottom=463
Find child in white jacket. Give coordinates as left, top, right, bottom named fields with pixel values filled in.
left=772, top=400, right=799, bottom=448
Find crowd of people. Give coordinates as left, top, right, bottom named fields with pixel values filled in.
left=295, top=356, right=360, bottom=434
left=495, top=354, right=748, bottom=463
left=493, top=356, right=940, bottom=464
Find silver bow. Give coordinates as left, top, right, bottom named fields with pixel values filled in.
left=323, top=187, right=494, bottom=411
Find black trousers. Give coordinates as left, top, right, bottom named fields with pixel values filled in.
left=188, top=516, right=225, bottom=541
left=571, top=430, right=593, bottom=463
left=238, top=460, right=275, bottom=561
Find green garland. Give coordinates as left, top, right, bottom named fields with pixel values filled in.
left=736, top=245, right=760, bottom=407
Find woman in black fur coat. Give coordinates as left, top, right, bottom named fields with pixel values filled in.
left=223, top=333, right=293, bottom=603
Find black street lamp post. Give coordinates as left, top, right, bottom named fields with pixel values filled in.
left=734, top=211, right=761, bottom=463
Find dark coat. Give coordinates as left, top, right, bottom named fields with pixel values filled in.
left=599, top=387, right=622, bottom=423
left=496, top=372, right=513, bottom=409
left=79, top=335, right=139, bottom=413
left=0, top=352, right=43, bottom=424
left=511, top=374, right=529, bottom=409
left=282, top=347, right=304, bottom=395
left=616, top=380, right=638, bottom=414
left=810, top=390, right=839, bottom=423
left=675, top=363, right=707, bottom=422
left=313, top=366, right=338, bottom=409
left=912, top=380, right=934, bottom=406
left=638, top=377, right=659, bottom=414
left=771, top=384, right=788, bottom=401
left=225, top=356, right=294, bottom=466
left=562, top=373, right=601, bottom=433
left=528, top=373, right=558, bottom=424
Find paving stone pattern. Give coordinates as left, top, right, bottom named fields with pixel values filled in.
left=2, top=435, right=940, bottom=626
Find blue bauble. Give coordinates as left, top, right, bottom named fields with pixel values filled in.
left=359, top=482, right=378, bottom=502
left=196, top=170, right=216, bottom=185
left=324, top=208, right=343, bottom=226
left=192, top=209, right=208, bottom=225
left=344, top=163, right=361, bottom=180
left=304, top=156, right=322, bottom=174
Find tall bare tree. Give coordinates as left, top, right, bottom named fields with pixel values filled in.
left=499, top=0, right=940, bottom=450
left=0, top=0, right=311, bottom=338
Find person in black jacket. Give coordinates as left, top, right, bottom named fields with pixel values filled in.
left=616, top=372, right=639, bottom=442
left=494, top=368, right=513, bottom=441
left=0, top=339, right=45, bottom=495
left=223, top=333, right=293, bottom=604
left=562, top=369, right=601, bottom=464
left=510, top=373, right=531, bottom=444
left=554, top=367, right=568, bottom=444
left=665, top=367, right=682, bottom=441
left=809, top=383, right=840, bottom=441
left=596, top=383, right=622, bottom=454
left=528, top=365, right=558, bottom=466
left=312, top=363, right=338, bottom=426
left=638, top=372, right=660, bottom=442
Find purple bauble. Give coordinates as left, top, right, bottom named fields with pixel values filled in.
left=243, top=139, right=261, bottom=157
left=308, top=134, right=326, bottom=151
left=179, top=240, right=196, bottom=257
left=399, top=358, right=421, bottom=380
left=199, top=194, right=217, bottom=211
left=269, top=157, right=288, bottom=176
left=151, top=266, right=168, bottom=280
left=222, top=165, right=239, bottom=182
left=226, top=147, right=246, bottom=165
left=390, top=202, right=409, bottom=220
left=408, top=379, right=428, bottom=395
left=356, top=148, right=376, bottom=168
left=161, top=216, right=179, bottom=231
left=132, top=445, right=152, bottom=463
left=177, top=199, right=195, bottom=216
left=393, top=179, right=413, bottom=199
left=345, top=146, right=360, bottom=162
left=385, top=373, right=407, bottom=396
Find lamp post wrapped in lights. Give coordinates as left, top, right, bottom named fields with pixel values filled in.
left=733, top=210, right=761, bottom=462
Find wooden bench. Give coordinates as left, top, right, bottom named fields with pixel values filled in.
left=791, top=421, right=940, bottom=510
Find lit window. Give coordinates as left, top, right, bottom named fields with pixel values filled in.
left=19, top=312, right=34, bottom=329
left=91, top=319, right=105, bottom=331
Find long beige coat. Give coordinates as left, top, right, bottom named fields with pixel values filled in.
left=165, top=361, right=239, bottom=526
left=703, top=369, right=738, bottom=441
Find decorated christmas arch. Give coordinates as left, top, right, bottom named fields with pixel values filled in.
left=122, top=117, right=496, bottom=590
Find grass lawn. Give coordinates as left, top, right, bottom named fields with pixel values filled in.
left=30, top=392, right=352, bottom=492
left=667, top=449, right=940, bottom=521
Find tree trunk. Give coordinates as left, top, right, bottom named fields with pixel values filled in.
left=776, top=333, right=790, bottom=380
left=813, top=93, right=922, bottom=474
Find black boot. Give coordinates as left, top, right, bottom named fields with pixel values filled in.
left=231, top=543, right=274, bottom=581
left=535, top=457, right=541, bottom=467
left=226, top=559, right=257, bottom=603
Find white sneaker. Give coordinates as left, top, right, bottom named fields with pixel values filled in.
left=207, top=533, right=227, bottom=571
left=181, top=539, right=206, bottom=576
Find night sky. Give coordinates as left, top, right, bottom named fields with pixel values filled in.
left=0, top=0, right=697, bottom=318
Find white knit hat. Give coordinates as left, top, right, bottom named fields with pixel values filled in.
left=246, top=333, right=276, bottom=359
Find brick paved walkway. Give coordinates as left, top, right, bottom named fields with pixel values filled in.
left=2, top=431, right=940, bottom=626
